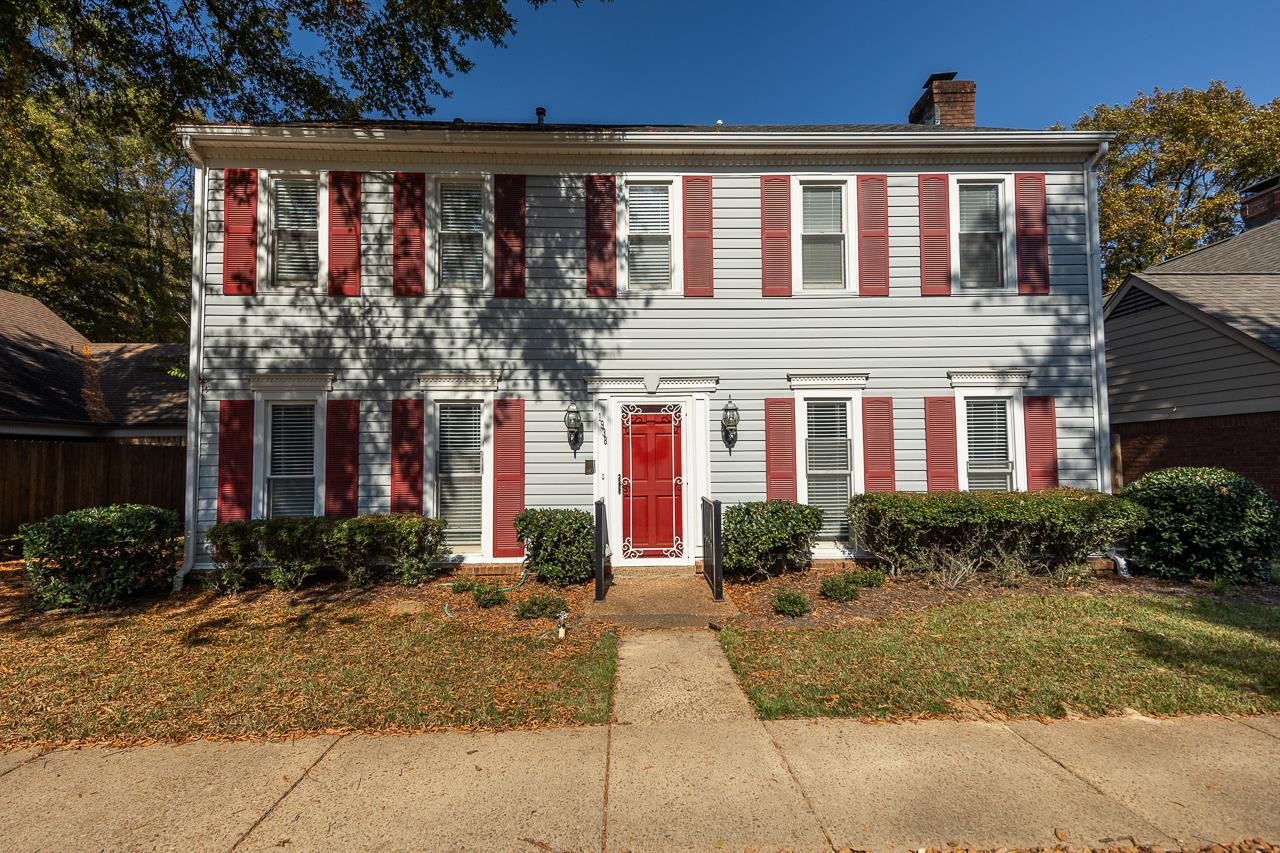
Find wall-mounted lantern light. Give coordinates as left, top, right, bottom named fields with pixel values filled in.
left=564, top=402, right=584, bottom=451
left=720, top=396, right=739, bottom=449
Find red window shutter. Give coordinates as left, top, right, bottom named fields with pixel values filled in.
left=392, top=172, right=426, bottom=297
left=1016, top=173, right=1050, bottom=295
left=862, top=396, right=896, bottom=492
left=492, top=398, right=525, bottom=557
left=857, top=175, right=890, bottom=296
left=1024, top=395, right=1060, bottom=490
left=494, top=174, right=526, bottom=298
left=325, top=399, right=360, bottom=517
left=216, top=399, right=254, bottom=523
left=390, top=399, right=423, bottom=514
left=760, top=175, right=792, bottom=297
left=683, top=175, right=714, bottom=297
left=764, top=397, right=797, bottom=501
left=918, top=174, right=951, bottom=296
left=586, top=174, right=617, bottom=297
left=328, top=171, right=361, bottom=297
left=924, top=396, right=959, bottom=492
left=223, top=168, right=257, bottom=295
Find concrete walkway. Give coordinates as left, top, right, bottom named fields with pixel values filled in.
left=1, top=630, right=1278, bottom=852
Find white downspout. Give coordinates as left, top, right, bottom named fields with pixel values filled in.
left=1084, top=140, right=1113, bottom=492
left=174, top=135, right=207, bottom=591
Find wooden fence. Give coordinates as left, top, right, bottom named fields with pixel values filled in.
left=0, top=439, right=186, bottom=543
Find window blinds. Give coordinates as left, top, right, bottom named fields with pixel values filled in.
left=440, top=182, right=484, bottom=288
left=801, top=185, right=844, bottom=289
left=806, top=400, right=851, bottom=540
left=959, top=184, right=1002, bottom=290
left=438, top=403, right=483, bottom=547
left=965, top=397, right=1013, bottom=490
left=268, top=403, right=316, bottom=517
left=274, top=178, right=319, bottom=285
left=627, top=183, right=671, bottom=290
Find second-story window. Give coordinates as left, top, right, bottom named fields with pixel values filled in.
left=272, top=177, right=319, bottom=287
left=439, top=181, right=485, bottom=289
left=958, top=183, right=1004, bottom=290
left=801, top=184, right=845, bottom=290
left=626, top=182, right=672, bottom=290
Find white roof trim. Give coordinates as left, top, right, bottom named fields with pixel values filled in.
left=788, top=373, right=870, bottom=389
left=246, top=372, right=334, bottom=392
left=656, top=376, right=719, bottom=393
left=418, top=371, right=500, bottom=391
left=948, top=369, right=1031, bottom=388
left=587, top=377, right=647, bottom=392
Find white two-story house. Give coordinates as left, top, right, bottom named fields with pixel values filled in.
left=176, top=73, right=1113, bottom=576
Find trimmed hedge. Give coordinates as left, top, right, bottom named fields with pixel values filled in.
left=326, top=514, right=448, bottom=587
left=723, top=500, right=823, bottom=580
left=849, top=490, right=1143, bottom=577
left=21, top=504, right=180, bottom=610
left=1120, top=467, right=1280, bottom=583
left=514, top=508, right=594, bottom=586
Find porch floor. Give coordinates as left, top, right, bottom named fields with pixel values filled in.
left=583, top=574, right=737, bottom=629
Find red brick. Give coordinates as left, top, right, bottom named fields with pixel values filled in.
left=1114, top=412, right=1280, bottom=498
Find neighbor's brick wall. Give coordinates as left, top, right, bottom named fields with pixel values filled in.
left=1114, top=412, right=1280, bottom=498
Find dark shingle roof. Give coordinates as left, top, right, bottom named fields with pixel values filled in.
left=89, top=343, right=188, bottom=427
left=242, top=119, right=1026, bottom=134
left=1149, top=218, right=1280, bottom=274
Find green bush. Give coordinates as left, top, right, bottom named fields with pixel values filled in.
left=382, top=514, right=449, bottom=586
left=771, top=587, right=812, bottom=617
left=515, top=592, right=568, bottom=620
left=447, top=577, right=479, bottom=594
left=819, top=573, right=861, bottom=602
left=205, top=520, right=260, bottom=593
left=1120, top=467, right=1280, bottom=583
left=324, top=515, right=392, bottom=586
left=841, top=566, right=886, bottom=588
left=723, top=500, right=824, bottom=580
left=21, top=504, right=180, bottom=611
left=472, top=583, right=508, bottom=608
left=849, top=490, right=1144, bottom=577
left=514, top=508, right=594, bottom=586
left=257, top=517, right=331, bottom=590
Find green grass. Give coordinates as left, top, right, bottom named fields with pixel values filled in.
left=719, top=594, right=1280, bottom=720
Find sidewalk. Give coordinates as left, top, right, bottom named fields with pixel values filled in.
left=1, top=630, right=1277, bottom=852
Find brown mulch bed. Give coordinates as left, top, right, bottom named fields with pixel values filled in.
left=724, top=560, right=1280, bottom=629
left=909, top=843, right=1277, bottom=853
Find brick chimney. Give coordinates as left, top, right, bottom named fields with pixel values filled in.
left=1241, top=176, right=1280, bottom=229
left=908, top=72, right=977, bottom=128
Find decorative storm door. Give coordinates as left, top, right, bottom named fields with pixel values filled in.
left=621, top=404, right=683, bottom=558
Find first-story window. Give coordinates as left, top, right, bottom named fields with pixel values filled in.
left=438, top=402, right=484, bottom=549
left=805, top=400, right=852, bottom=539
left=800, top=183, right=845, bottom=290
left=626, top=182, right=672, bottom=290
left=965, top=397, right=1014, bottom=490
left=272, top=176, right=320, bottom=286
left=267, top=402, right=317, bottom=517
left=958, top=182, right=1004, bottom=290
left=439, top=181, right=485, bottom=289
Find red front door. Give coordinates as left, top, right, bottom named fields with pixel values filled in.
left=621, top=405, right=683, bottom=558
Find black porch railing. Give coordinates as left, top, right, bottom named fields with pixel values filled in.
left=700, top=497, right=724, bottom=601
left=593, top=498, right=611, bottom=601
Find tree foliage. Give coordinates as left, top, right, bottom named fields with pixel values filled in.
left=1075, top=83, right=1280, bottom=292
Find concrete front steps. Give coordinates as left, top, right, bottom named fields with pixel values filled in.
left=582, top=571, right=737, bottom=629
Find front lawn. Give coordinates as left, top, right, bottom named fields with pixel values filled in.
left=0, top=564, right=616, bottom=746
left=719, top=594, right=1280, bottom=720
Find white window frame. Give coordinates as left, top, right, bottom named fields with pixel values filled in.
left=949, top=370, right=1030, bottom=492
left=428, top=174, right=494, bottom=294
left=246, top=373, right=333, bottom=519
left=617, top=175, right=684, bottom=295
left=258, top=170, right=328, bottom=291
left=948, top=173, right=1018, bottom=294
left=789, top=374, right=868, bottom=549
left=419, top=372, right=499, bottom=559
left=790, top=176, right=857, bottom=294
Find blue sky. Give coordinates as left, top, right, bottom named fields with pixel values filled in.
left=428, top=0, right=1280, bottom=129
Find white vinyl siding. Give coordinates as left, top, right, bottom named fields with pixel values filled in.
left=438, top=402, right=484, bottom=548
left=801, top=184, right=845, bottom=290
left=806, top=400, right=851, bottom=539
left=626, top=182, right=672, bottom=290
left=439, top=182, right=485, bottom=289
left=267, top=403, right=317, bottom=517
left=272, top=178, right=319, bottom=286
left=965, top=398, right=1014, bottom=491
left=958, top=183, right=1003, bottom=290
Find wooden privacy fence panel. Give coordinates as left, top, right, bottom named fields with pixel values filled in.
left=0, top=440, right=185, bottom=540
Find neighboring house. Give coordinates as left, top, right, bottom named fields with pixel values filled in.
left=0, top=289, right=187, bottom=537
left=175, top=72, right=1114, bottom=576
left=1105, top=177, right=1280, bottom=496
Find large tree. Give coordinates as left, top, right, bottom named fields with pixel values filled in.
left=0, top=0, right=568, bottom=340
left=1075, top=82, right=1280, bottom=292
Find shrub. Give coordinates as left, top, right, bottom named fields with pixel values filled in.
left=849, top=490, right=1144, bottom=578
left=205, top=520, right=262, bottom=593
left=472, top=583, right=508, bottom=608
left=771, top=587, right=812, bottom=617
left=1120, top=467, right=1280, bottom=583
left=447, top=577, right=479, bottom=594
left=325, top=515, right=393, bottom=587
left=723, top=500, right=824, bottom=580
left=515, top=592, right=568, bottom=620
left=257, top=517, right=332, bottom=590
left=841, top=566, right=885, bottom=588
left=819, top=573, right=861, bottom=602
left=514, top=509, right=594, bottom=586
left=21, top=504, right=180, bottom=611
